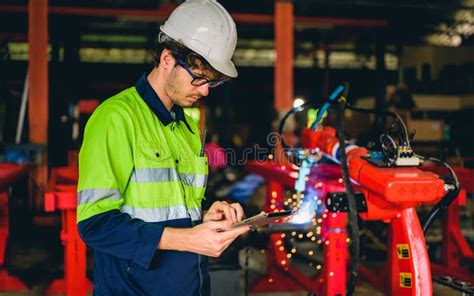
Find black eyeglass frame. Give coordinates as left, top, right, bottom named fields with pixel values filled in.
left=176, top=59, right=228, bottom=88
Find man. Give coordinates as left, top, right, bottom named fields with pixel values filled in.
left=76, top=1, right=249, bottom=295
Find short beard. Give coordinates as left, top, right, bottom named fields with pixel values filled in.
left=164, top=68, right=181, bottom=106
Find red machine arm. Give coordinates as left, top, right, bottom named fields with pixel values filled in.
left=301, top=127, right=446, bottom=220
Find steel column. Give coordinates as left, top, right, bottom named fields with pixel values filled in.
left=28, top=0, right=48, bottom=144
left=274, top=0, right=294, bottom=112
left=28, top=0, right=49, bottom=212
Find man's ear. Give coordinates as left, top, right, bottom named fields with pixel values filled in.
left=160, top=49, right=175, bottom=69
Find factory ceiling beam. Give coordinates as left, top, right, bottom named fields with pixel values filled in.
left=0, top=4, right=388, bottom=27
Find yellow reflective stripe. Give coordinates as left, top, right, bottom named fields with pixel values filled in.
left=121, top=205, right=201, bottom=222
left=131, top=168, right=207, bottom=188
left=77, top=198, right=123, bottom=223
left=77, top=189, right=121, bottom=205
left=131, top=168, right=179, bottom=183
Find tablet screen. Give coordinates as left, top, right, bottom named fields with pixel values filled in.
left=232, top=210, right=293, bottom=229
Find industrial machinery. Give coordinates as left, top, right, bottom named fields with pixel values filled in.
left=420, top=164, right=474, bottom=285
left=42, top=99, right=98, bottom=296
left=245, top=161, right=349, bottom=295
left=44, top=164, right=93, bottom=296
left=0, top=163, right=28, bottom=292
left=245, top=85, right=470, bottom=295
left=34, top=89, right=473, bottom=295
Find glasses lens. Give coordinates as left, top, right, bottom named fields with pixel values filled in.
left=191, top=78, right=209, bottom=87
left=191, top=78, right=226, bottom=88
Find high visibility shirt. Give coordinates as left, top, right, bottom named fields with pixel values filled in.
left=77, top=73, right=209, bottom=296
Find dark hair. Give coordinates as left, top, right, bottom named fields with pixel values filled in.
left=153, top=32, right=228, bottom=81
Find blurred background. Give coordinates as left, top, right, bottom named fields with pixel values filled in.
left=0, top=0, right=473, bottom=295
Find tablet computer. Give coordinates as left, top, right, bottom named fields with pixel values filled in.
left=232, top=210, right=293, bottom=230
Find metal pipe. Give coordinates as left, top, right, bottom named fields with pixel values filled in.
left=0, top=4, right=388, bottom=27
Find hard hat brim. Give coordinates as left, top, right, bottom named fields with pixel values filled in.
left=206, top=58, right=238, bottom=78
left=160, top=26, right=238, bottom=78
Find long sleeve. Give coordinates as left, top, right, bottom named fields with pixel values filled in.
left=77, top=210, right=164, bottom=269
left=76, top=100, right=162, bottom=269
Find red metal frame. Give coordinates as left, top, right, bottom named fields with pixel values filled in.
left=44, top=168, right=92, bottom=296
left=431, top=189, right=474, bottom=283
left=359, top=208, right=433, bottom=295
left=306, top=127, right=450, bottom=294
left=320, top=200, right=347, bottom=295
left=77, top=99, right=100, bottom=115
left=0, top=4, right=388, bottom=27
left=274, top=0, right=294, bottom=112
left=28, top=0, right=48, bottom=144
left=246, top=127, right=456, bottom=295
left=250, top=181, right=317, bottom=292
left=0, top=163, right=28, bottom=292
left=420, top=166, right=474, bottom=282
left=28, top=0, right=49, bottom=213
left=246, top=162, right=348, bottom=295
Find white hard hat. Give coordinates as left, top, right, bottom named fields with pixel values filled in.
left=160, top=0, right=238, bottom=78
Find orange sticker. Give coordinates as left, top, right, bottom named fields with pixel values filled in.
left=399, top=272, right=412, bottom=288
left=397, top=244, right=410, bottom=259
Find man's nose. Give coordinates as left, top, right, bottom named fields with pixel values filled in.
left=197, top=83, right=209, bottom=97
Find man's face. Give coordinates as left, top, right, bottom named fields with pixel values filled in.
left=163, top=58, right=213, bottom=108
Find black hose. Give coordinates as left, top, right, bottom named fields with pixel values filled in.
left=335, top=101, right=360, bottom=296
left=422, top=188, right=460, bottom=234
left=419, top=156, right=460, bottom=234
left=424, top=156, right=459, bottom=186
left=277, top=88, right=361, bottom=294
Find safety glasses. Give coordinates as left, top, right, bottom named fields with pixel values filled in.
left=176, top=59, right=227, bottom=88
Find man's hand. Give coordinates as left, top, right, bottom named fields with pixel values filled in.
left=159, top=220, right=249, bottom=257
left=203, top=201, right=244, bottom=224
left=159, top=201, right=248, bottom=256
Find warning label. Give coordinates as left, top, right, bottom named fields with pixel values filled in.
left=397, top=244, right=410, bottom=259
left=399, top=273, right=412, bottom=288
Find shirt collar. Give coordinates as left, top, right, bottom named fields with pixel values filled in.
left=135, top=72, right=194, bottom=133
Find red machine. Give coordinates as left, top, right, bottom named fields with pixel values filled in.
left=246, top=162, right=347, bottom=295
left=0, top=163, right=28, bottom=292
left=43, top=99, right=98, bottom=295
left=420, top=165, right=474, bottom=283
left=44, top=166, right=92, bottom=296
left=246, top=126, right=452, bottom=295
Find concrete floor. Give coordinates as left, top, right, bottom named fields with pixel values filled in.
left=237, top=247, right=461, bottom=296
left=0, top=224, right=465, bottom=295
